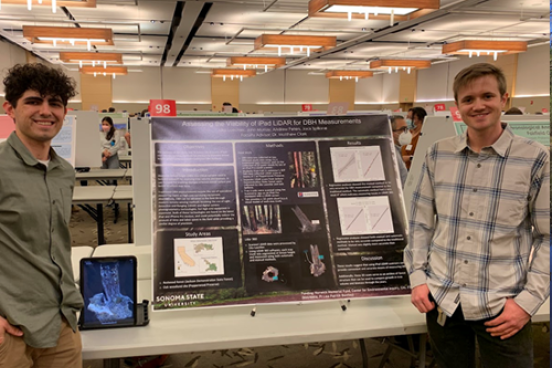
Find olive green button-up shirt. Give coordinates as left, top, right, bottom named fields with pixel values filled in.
left=0, top=132, right=83, bottom=348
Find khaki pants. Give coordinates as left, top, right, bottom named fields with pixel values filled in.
left=0, top=318, right=82, bottom=368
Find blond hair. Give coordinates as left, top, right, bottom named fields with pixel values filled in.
left=453, top=63, right=507, bottom=103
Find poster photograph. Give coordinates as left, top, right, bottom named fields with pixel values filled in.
left=150, top=115, right=409, bottom=310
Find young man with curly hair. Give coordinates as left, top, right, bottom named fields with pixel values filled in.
left=404, top=63, right=549, bottom=367
left=0, top=63, right=84, bottom=367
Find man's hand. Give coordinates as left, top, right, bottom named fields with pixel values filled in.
left=484, top=298, right=530, bottom=340
left=411, top=284, right=435, bottom=313
left=0, top=315, right=23, bottom=345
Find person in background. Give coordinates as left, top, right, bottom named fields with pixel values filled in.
left=100, top=116, right=124, bottom=169
left=504, top=107, right=523, bottom=115
left=108, top=106, right=116, bottom=113
left=401, top=106, right=427, bottom=169
left=389, top=115, right=409, bottom=187
left=0, top=63, right=84, bottom=367
left=405, top=62, right=549, bottom=368
left=223, top=101, right=239, bottom=113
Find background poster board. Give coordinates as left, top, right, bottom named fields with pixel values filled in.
left=150, top=115, right=409, bottom=311
left=51, top=115, right=76, bottom=167
left=0, top=115, right=15, bottom=142
left=454, top=120, right=550, bottom=148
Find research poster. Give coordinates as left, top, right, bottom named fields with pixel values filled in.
left=151, top=115, right=409, bottom=310
left=454, top=120, right=550, bottom=147
left=51, top=115, right=76, bottom=167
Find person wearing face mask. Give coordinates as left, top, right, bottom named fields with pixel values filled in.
left=401, top=107, right=427, bottom=169
left=100, top=116, right=124, bottom=170
left=390, top=115, right=409, bottom=186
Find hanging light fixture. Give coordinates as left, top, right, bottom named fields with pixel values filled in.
left=80, top=65, right=127, bottom=77
left=212, top=69, right=256, bottom=81
left=0, top=0, right=96, bottom=13
left=254, top=34, right=336, bottom=57
left=442, top=40, right=527, bottom=61
left=59, top=52, right=122, bottom=66
left=308, top=0, right=439, bottom=24
left=227, top=57, right=286, bottom=71
left=23, top=26, right=113, bottom=50
left=370, top=59, right=431, bottom=74
left=326, top=70, right=373, bottom=82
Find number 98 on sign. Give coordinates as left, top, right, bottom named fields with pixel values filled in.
left=149, top=99, right=176, bottom=117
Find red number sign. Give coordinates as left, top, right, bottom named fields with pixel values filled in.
left=302, top=104, right=313, bottom=112
left=149, top=99, right=176, bottom=117
left=434, top=103, right=446, bottom=111
left=449, top=106, right=462, bottom=122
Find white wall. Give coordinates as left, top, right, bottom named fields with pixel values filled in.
left=240, top=69, right=285, bottom=104
left=162, top=67, right=211, bottom=103
left=284, top=70, right=328, bottom=104
left=416, top=62, right=450, bottom=102
left=515, top=44, right=549, bottom=97
left=381, top=72, right=400, bottom=103
left=113, top=66, right=162, bottom=103
left=355, top=73, right=383, bottom=103
left=0, top=40, right=26, bottom=77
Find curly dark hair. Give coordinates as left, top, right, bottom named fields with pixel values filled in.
left=3, top=63, right=77, bottom=107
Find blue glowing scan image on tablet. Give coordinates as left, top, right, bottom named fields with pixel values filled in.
left=80, top=257, right=136, bottom=329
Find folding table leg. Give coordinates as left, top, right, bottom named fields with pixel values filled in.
left=417, top=334, right=427, bottom=368
left=127, top=203, right=133, bottom=243
left=97, top=204, right=105, bottom=245
left=359, top=338, right=369, bottom=368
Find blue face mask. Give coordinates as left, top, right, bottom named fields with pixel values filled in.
left=406, top=118, right=415, bottom=129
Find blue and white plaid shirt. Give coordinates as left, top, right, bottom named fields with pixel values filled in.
left=404, top=124, right=550, bottom=320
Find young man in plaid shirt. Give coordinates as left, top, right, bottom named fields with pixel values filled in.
left=404, top=63, right=550, bottom=368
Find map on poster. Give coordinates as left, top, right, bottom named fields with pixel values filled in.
left=174, top=237, right=225, bottom=277
left=150, top=115, right=409, bottom=310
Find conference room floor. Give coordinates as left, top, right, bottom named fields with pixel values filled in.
left=69, top=193, right=550, bottom=368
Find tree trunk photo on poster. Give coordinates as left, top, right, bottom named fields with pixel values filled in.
left=150, top=115, right=409, bottom=310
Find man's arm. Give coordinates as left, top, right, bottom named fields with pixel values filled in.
left=485, top=149, right=550, bottom=339
left=513, top=149, right=551, bottom=314
left=485, top=152, right=550, bottom=340
left=404, top=145, right=438, bottom=313
left=0, top=315, right=23, bottom=345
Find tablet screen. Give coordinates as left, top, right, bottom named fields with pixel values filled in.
left=80, top=256, right=137, bottom=329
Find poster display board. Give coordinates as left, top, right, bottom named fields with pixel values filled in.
left=0, top=115, right=15, bottom=142
left=150, top=115, right=409, bottom=310
left=454, top=120, right=550, bottom=147
left=51, top=115, right=76, bottom=166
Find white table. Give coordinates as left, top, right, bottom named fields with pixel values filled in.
left=80, top=245, right=551, bottom=368
left=71, top=246, right=94, bottom=283
left=119, top=155, right=132, bottom=168
left=76, top=168, right=132, bottom=183
left=73, top=186, right=134, bottom=245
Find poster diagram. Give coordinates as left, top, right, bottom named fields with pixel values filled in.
left=330, top=146, right=385, bottom=182
left=174, top=237, right=225, bottom=277
left=337, top=196, right=394, bottom=235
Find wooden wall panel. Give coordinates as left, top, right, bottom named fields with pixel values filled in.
left=211, top=77, right=239, bottom=112
left=398, top=70, right=417, bottom=103
left=80, top=73, right=112, bottom=111
left=329, top=79, right=355, bottom=110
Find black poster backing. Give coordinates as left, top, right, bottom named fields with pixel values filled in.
left=150, top=115, right=409, bottom=310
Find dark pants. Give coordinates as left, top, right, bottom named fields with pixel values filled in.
left=426, top=304, right=533, bottom=368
